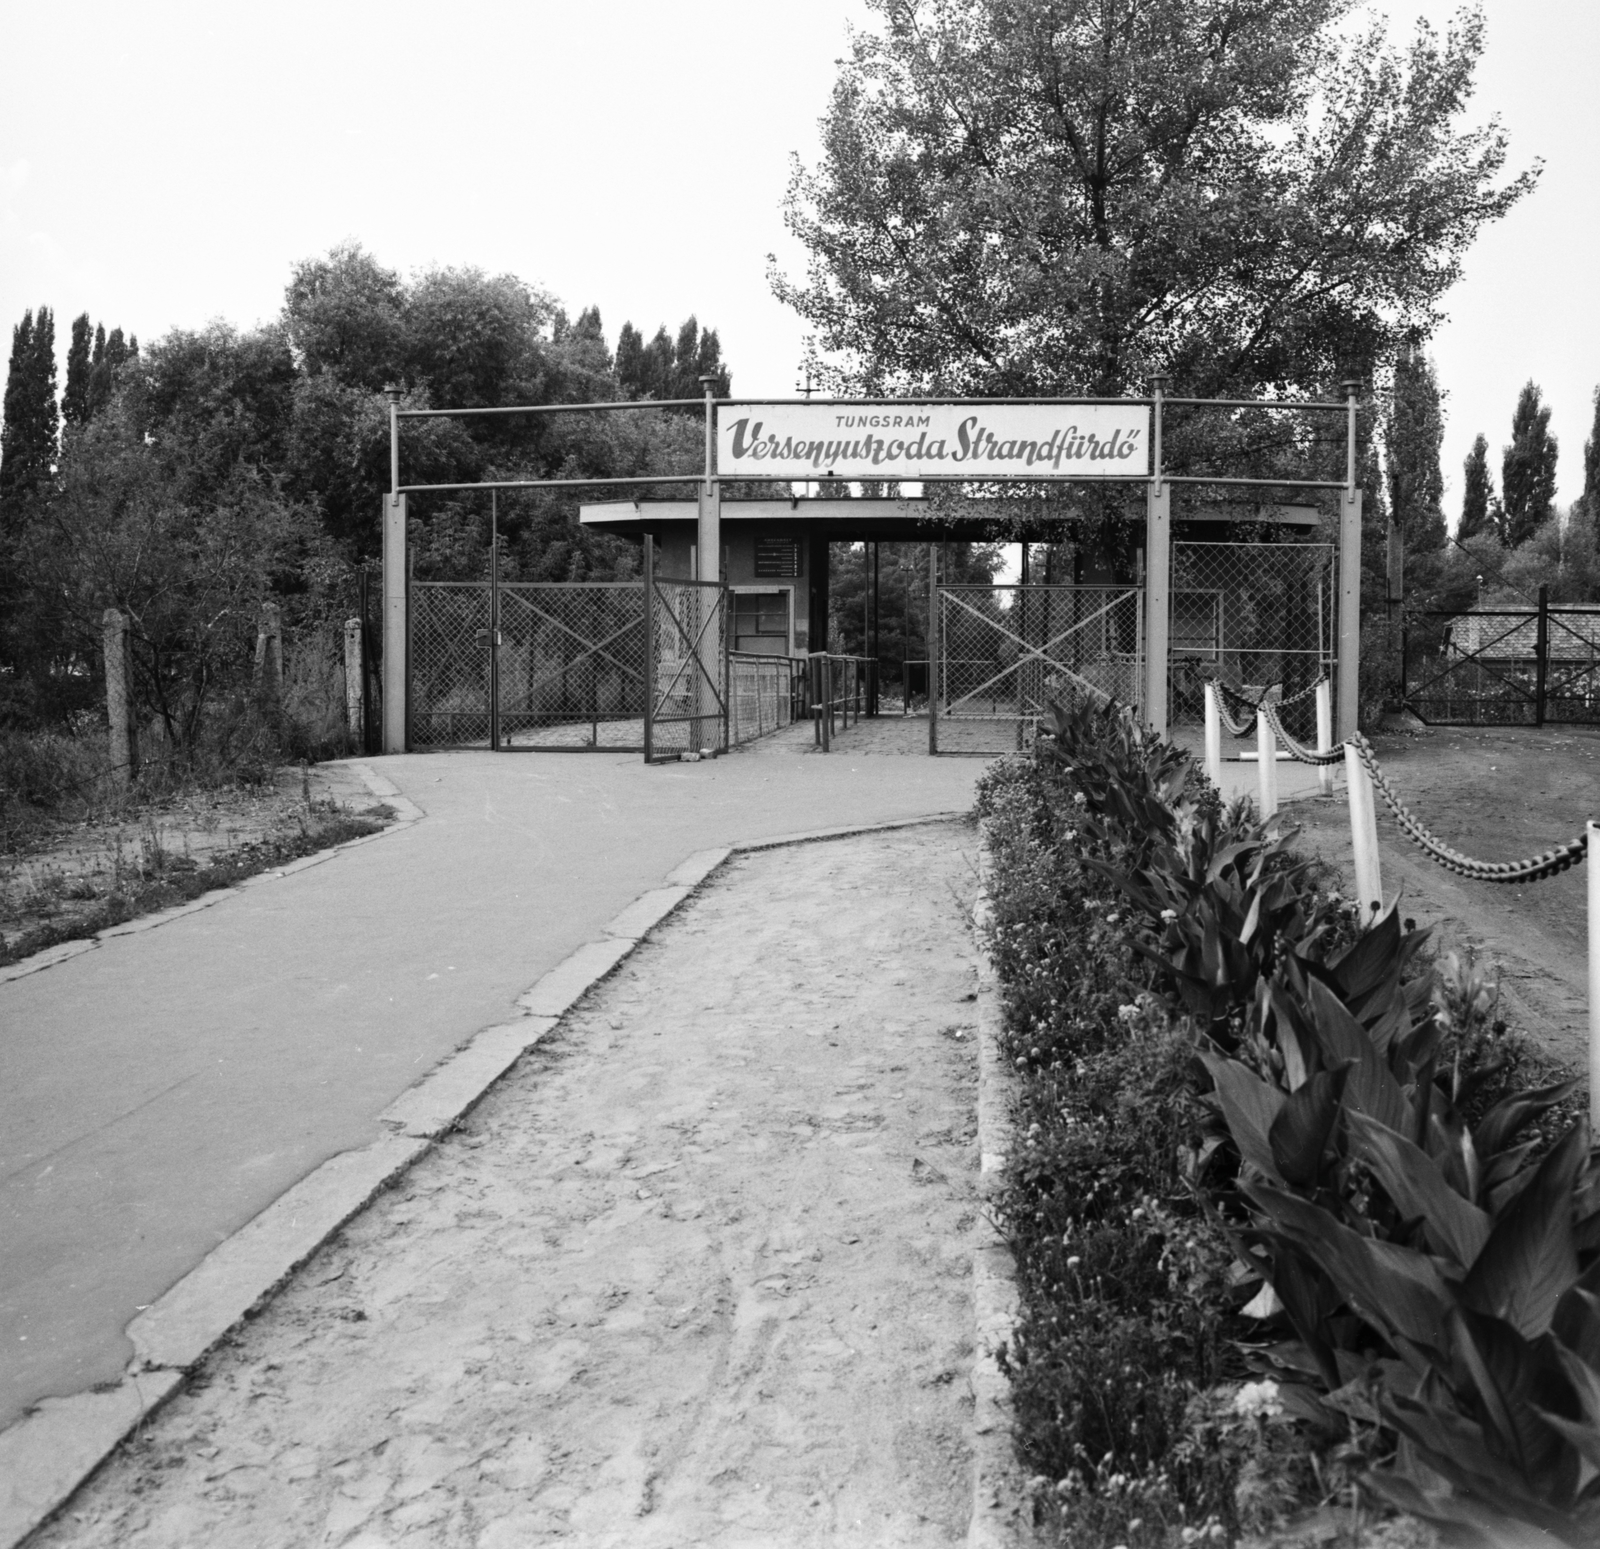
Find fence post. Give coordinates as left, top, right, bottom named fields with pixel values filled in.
left=1589, top=821, right=1599, bottom=1130
left=1316, top=679, right=1334, bottom=796
left=254, top=601, right=283, bottom=703
left=344, top=617, right=363, bottom=738
left=1256, top=708, right=1278, bottom=819
left=927, top=543, right=940, bottom=755
left=1204, top=681, right=1222, bottom=789
left=1535, top=583, right=1549, bottom=727
left=643, top=535, right=655, bottom=763
left=1144, top=487, right=1170, bottom=735
left=382, top=493, right=408, bottom=754
left=102, top=608, right=136, bottom=790
left=1344, top=743, right=1383, bottom=923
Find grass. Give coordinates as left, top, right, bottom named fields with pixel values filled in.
left=0, top=808, right=386, bottom=967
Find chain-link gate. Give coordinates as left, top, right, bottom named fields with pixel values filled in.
left=730, top=654, right=802, bottom=746
left=410, top=580, right=648, bottom=750
left=644, top=575, right=727, bottom=762
left=410, top=582, right=493, bottom=748
left=497, top=582, right=647, bottom=750
left=934, top=584, right=1144, bottom=753
left=1168, top=541, right=1335, bottom=744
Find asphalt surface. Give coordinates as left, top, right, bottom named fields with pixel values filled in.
left=0, top=742, right=983, bottom=1429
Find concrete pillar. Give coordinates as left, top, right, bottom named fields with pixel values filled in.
left=344, top=617, right=363, bottom=738
left=383, top=493, right=408, bottom=754
left=1337, top=489, right=1362, bottom=741
left=694, top=481, right=722, bottom=750
left=102, top=608, right=136, bottom=789
left=1143, top=480, right=1170, bottom=735
left=805, top=532, right=830, bottom=654
left=254, top=601, right=283, bottom=703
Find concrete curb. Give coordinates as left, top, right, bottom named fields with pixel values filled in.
left=0, top=805, right=972, bottom=1548
left=0, top=762, right=424, bottom=987
left=968, top=854, right=1032, bottom=1549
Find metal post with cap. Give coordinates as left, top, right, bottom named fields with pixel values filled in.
left=382, top=384, right=408, bottom=753
left=1144, top=376, right=1170, bottom=735
left=1336, top=378, right=1363, bottom=743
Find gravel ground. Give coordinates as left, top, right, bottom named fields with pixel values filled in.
left=31, top=823, right=984, bottom=1549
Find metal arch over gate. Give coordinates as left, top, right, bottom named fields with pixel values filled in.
left=379, top=377, right=1370, bottom=758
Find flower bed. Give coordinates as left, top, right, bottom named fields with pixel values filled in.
left=976, top=699, right=1595, bottom=1548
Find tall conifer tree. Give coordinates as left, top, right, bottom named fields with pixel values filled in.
left=63, top=314, right=93, bottom=426
left=1582, top=385, right=1600, bottom=538
left=1385, top=347, right=1446, bottom=556
left=0, top=306, right=59, bottom=505
left=1460, top=433, right=1493, bottom=541
left=1500, top=380, right=1558, bottom=547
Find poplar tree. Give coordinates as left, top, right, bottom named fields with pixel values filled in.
left=1583, top=385, right=1600, bottom=538
left=1385, top=348, right=1447, bottom=557
left=1499, top=380, right=1558, bottom=547
left=0, top=306, right=59, bottom=505
left=63, top=314, right=93, bottom=426
left=1459, top=434, right=1493, bottom=541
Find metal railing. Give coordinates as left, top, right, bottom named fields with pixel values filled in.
left=810, top=654, right=876, bottom=751
left=730, top=653, right=805, bottom=746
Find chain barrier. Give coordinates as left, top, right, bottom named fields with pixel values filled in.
left=1346, top=734, right=1588, bottom=884
left=1260, top=699, right=1344, bottom=766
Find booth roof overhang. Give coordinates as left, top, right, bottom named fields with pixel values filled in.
left=578, top=497, right=1323, bottom=543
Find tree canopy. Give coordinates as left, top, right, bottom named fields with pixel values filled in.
left=776, top=0, right=1535, bottom=402
left=1498, top=379, right=1557, bottom=547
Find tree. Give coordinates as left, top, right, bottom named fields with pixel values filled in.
left=1499, top=380, right=1557, bottom=547
left=614, top=315, right=730, bottom=401
left=777, top=0, right=1536, bottom=405
left=1582, top=385, right=1600, bottom=539
left=88, top=324, right=138, bottom=418
left=0, top=306, right=59, bottom=506
left=283, top=240, right=408, bottom=392
left=1459, top=433, right=1493, bottom=541
left=63, top=314, right=93, bottom=427
left=1385, top=348, right=1446, bottom=558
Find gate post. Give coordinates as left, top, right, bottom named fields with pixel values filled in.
left=694, top=376, right=722, bottom=752
left=344, top=617, right=363, bottom=737
left=1535, top=583, right=1549, bottom=727
left=1336, top=380, right=1363, bottom=742
left=1144, top=376, right=1169, bottom=735
left=382, top=492, right=408, bottom=754
left=927, top=543, right=940, bottom=755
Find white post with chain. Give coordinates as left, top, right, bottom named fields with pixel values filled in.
left=1256, top=709, right=1278, bottom=819
left=1316, top=680, right=1334, bottom=797
left=1589, top=822, right=1599, bottom=1130
left=1204, top=682, right=1223, bottom=789
left=1345, top=743, right=1383, bottom=923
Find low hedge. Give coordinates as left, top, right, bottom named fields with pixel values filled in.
left=977, top=699, right=1596, bottom=1548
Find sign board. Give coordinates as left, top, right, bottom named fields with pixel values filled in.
left=717, top=402, right=1149, bottom=482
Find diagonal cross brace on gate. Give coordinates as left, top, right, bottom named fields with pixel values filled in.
left=1407, top=614, right=1539, bottom=709
left=649, top=583, right=727, bottom=720
left=940, top=588, right=1141, bottom=714
left=509, top=594, right=645, bottom=688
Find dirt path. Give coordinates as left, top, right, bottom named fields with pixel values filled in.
left=32, top=825, right=984, bottom=1548
left=1287, top=723, right=1600, bottom=1070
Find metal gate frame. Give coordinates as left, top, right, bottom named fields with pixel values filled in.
left=642, top=535, right=729, bottom=763
left=931, top=583, right=1144, bottom=754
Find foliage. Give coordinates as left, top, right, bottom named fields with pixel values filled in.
left=778, top=0, right=1535, bottom=407
left=981, top=693, right=1600, bottom=1544
left=1386, top=350, right=1447, bottom=570
left=1500, top=382, right=1559, bottom=549
left=615, top=315, right=730, bottom=403
left=1581, top=388, right=1600, bottom=541
left=0, top=305, right=58, bottom=506
left=1459, top=434, right=1495, bottom=544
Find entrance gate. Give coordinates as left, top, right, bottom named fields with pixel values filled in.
left=411, top=580, right=650, bottom=751
left=932, top=584, right=1144, bottom=753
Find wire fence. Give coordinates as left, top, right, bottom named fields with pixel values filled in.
left=644, top=577, right=726, bottom=762
left=410, top=582, right=492, bottom=748
left=730, top=654, right=803, bottom=746
left=1170, top=542, right=1335, bottom=745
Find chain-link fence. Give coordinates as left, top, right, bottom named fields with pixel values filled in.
left=410, top=582, right=492, bottom=748
left=1169, top=541, right=1335, bottom=745
left=935, top=584, right=1143, bottom=753
left=497, top=582, right=646, bottom=750
left=645, top=577, right=726, bottom=761
left=730, top=654, right=802, bottom=747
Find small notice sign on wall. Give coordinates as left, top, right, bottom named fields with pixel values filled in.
left=717, top=402, right=1149, bottom=482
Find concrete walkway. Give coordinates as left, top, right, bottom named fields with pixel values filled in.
left=0, top=746, right=984, bottom=1431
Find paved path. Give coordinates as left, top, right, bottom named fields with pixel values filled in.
left=0, top=746, right=983, bottom=1430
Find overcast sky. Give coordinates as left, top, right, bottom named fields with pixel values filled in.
left=1, top=0, right=1594, bottom=523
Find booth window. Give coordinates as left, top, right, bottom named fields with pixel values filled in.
left=733, top=590, right=790, bottom=656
